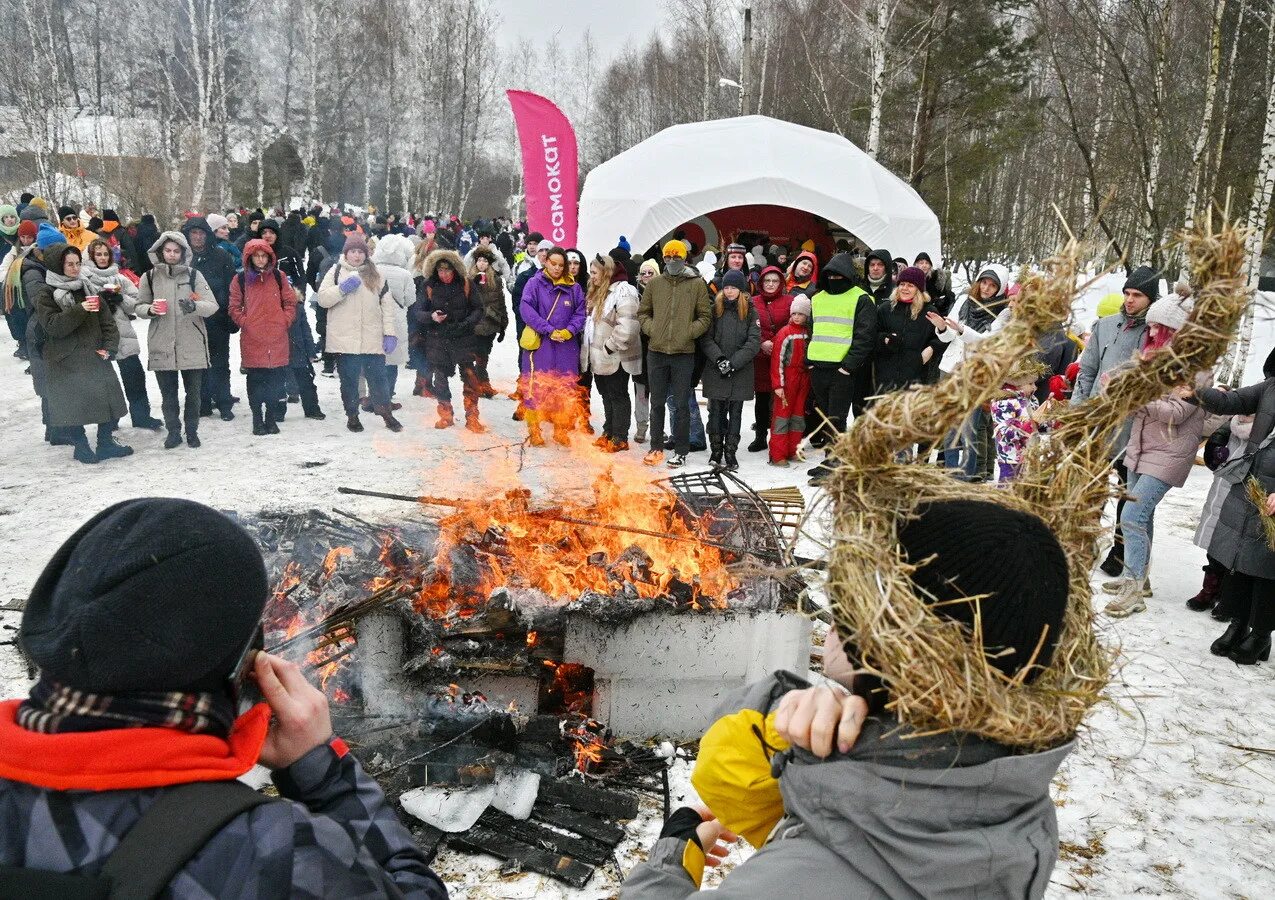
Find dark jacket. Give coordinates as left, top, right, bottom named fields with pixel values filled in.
left=1034, top=328, right=1079, bottom=403
left=621, top=673, right=1070, bottom=899
left=807, top=253, right=878, bottom=372
left=471, top=270, right=508, bottom=339
left=280, top=211, right=309, bottom=259
left=863, top=248, right=894, bottom=302
left=873, top=298, right=944, bottom=394
left=699, top=303, right=762, bottom=402
left=413, top=249, right=481, bottom=365
left=182, top=217, right=238, bottom=334
left=1193, top=348, right=1275, bottom=578
left=638, top=267, right=713, bottom=356
left=132, top=215, right=160, bottom=274
left=0, top=706, right=446, bottom=899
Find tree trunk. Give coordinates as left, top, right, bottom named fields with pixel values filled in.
left=866, top=0, right=890, bottom=158
left=1183, top=0, right=1226, bottom=238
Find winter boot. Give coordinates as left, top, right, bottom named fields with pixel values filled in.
left=377, top=405, right=404, bottom=433
left=526, top=411, right=545, bottom=446
left=709, top=436, right=725, bottom=469
left=1229, top=631, right=1272, bottom=665
left=304, top=409, right=327, bottom=420
left=1098, top=544, right=1124, bottom=578
left=1186, top=569, right=1224, bottom=612
left=634, top=423, right=647, bottom=444
left=747, top=430, right=768, bottom=453
left=1210, top=619, right=1249, bottom=656
left=164, top=430, right=183, bottom=449
left=72, top=433, right=98, bottom=465
left=185, top=429, right=201, bottom=449
left=252, top=406, right=267, bottom=436
left=724, top=438, right=740, bottom=472
left=435, top=403, right=455, bottom=429
left=465, top=413, right=487, bottom=433
left=95, top=429, right=133, bottom=460
left=347, top=414, right=364, bottom=433
left=1103, top=578, right=1147, bottom=618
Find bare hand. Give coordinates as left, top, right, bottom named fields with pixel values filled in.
left=775, top=389, right=786, bottom=408
left=96, top=350, right=109, bottom=360
left=690, top=806, right=738, bottom=866
left=1265, top=492, right=1275, bottom=517
left=81, top=300, right=96, bottom=312
left=773, top=685, right=868, bottom=758
left=253, top=652, right=333, bottom=770
left=761, top=340, right=773, bottom=354
left=925, top=310, right=946, bottom=331
left=921, top=347, right=934, bottom=364
left=944, top=317, right=963, bottom=335
left=431, top=310, right=447, bottom=323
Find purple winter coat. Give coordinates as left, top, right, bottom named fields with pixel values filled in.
left=519, top=272, right=586, bottom=378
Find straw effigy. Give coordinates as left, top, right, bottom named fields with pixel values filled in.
left=817, top=217, right=1251, bottom=750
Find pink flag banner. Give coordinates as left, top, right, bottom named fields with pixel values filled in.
left=507, top=90, right=579, bottom=247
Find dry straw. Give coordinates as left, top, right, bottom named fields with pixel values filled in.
left=818, top=217, right=1250, bottom=750
left=1245, top=477, right=1275, bottom=551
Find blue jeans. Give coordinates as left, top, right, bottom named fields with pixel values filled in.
left=666, top=390, right=705, bottom=447
left=943, top=407, right=987, bottom=478
left=1119, top=471, right=1172, bottom=580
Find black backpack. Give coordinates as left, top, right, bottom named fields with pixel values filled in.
left=0, top=781, right=274, bottom=899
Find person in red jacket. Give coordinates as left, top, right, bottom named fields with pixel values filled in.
left=748, top=266, right=794, bottom=452
left=769, top=296, right=812, bottom=466
left=230, top=239, right=297, bottom=435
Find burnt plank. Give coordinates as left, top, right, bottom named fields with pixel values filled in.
left=531, top=803, right=625, bottom=847
left=449, top=824, right=593, bottom=889
left=410, top=824, right=446, bottom=866
left=478, top=809, right=613, bottom=867
left=537, top=778, right=639, bottom=820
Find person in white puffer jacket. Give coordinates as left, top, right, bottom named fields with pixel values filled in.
left=368, top=233, right=414, bottom=405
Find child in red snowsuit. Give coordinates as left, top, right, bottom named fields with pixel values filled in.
left=769, top=297, right=812, bottom=465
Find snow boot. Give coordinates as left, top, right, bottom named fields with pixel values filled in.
left=251, top=407, right=267, bottom=436
left=465, top=414, right=487, bottom=433
left=95, top=430, right=133, bottom=460
left=1098, top=545, right=1124, bottom=578
left=185, top=430, right=201, bottom=449
left=1104, top=578, right=1147, bottom=618
left=1211, top=619, right=1249, bottom=656
left=1229, top=631, right=1272, bottom=665
left=163, top=430, right=183, bottom=449
left=724, top=438, right=740, bottom=472
left=347, top=414, right=364, bottom=433
left=747, top=431, right=768, bottom=453
left=377, top=405, right=404, bottom=433
left=709, top=436, right=725, bottom=469
left=72, top=434, right=98, bottom=465
left=633, top=424, right=647, bottom=444
left=304, top=409, right=327, bottom=420
left=1186, top=569, right=1224, bottom=612
left=435, top=403, right=455, bottom=429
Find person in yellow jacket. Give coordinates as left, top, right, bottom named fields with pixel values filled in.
left=621, top=499, right=1075, bottom=899
left=57, top=206, right=95, bottom=252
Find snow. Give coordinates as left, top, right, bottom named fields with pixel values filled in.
left=2, top=290, right=1274, bottom=898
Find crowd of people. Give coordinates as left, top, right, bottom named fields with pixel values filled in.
left=1, top=194, right=1273, bottom=898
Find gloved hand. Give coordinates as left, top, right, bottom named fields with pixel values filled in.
left=339, top=274, right=362, bottom=294
left=496, top=330, right=506, bottom=343
left=717, top=358, right=733, bottom=377
left=550, top=328, right=572, bottom=342
left=382, top=335, right=398, bottom=355
left=178, top=297, right=196, bottom=314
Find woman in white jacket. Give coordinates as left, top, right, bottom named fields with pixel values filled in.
left=581, top=254, right=641, bottom=451
left=367, top=233, right=414, bottom=406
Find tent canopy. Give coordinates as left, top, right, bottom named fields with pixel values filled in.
left=577, top=115, right=942, bottom=265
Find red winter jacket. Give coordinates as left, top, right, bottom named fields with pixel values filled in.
left=751, top=267, right=794, bottom=392
left=230, top=239, right=297, bottom=369
left=771, top=320, right=810, bottom=393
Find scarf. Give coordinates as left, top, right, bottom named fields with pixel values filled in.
left=665, top=258, right=687, bottom=277
left=2, top=246, right=30, bottom=312
left=46, top=270, right=85, bottom=310
left=83, top=262, right=120, bottom=291
left=17, top=676, right=237, bottom=738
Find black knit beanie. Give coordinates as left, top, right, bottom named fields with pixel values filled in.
left=57, top=205, right=77, bottom=221
left=897, top=500, right=1070, bottom=681
left=20, top=499, right=268, bottom=694
left=1122, top=265, right=1161, bottom=304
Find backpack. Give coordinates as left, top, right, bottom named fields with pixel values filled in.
left=236, top=268, right=286, bottom=305
left=0, top=781, right=274, bottom=899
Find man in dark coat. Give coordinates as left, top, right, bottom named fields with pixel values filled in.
left=280, top=210, right=309, bottom=260
left=182, top=217, right=238, bottom=420
left=0, top=499, right=447, bottom=899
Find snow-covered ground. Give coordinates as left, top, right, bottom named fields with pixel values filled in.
left=1, top=277, right=1273, bottom=898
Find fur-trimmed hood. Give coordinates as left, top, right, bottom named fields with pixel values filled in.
left=371, top=233, right=414, bottom=271
left=421, top=248, right=466, bottom=282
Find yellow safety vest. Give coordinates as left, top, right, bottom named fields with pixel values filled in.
left=807, top=286, right=867, bottom=363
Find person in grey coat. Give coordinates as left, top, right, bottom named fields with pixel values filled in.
left=1071, top=265, right=1155, bottom=576
left=135, top=231, right=217, bottom=449
left=31, top=243, right=132, bottom=465
left=0, top=499, right=446, bottom=899
left=1189, top=346, right=1275, bottom=665
left=699, top=269, right=761, bottom=471
left=621, top=500, right=1073, bottom=899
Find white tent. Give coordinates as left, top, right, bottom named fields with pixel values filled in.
left=577, top=115, right=942, bottom=264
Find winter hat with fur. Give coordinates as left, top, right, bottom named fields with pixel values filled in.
left=1145, top=295, right=1193, bottom=332
left=897, top=500, right=1070, bottom=681
left=20, top=498, right=268, bottom=694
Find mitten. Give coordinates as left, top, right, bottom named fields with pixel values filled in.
left=717, top=358, right=732, bottom=377
left=382, top=335, right=398, bottom=355
left=339, top=274, right=362, bottom=294
left=178, top=297, right=196, bottom=314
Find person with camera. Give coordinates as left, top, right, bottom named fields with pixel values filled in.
left=0, top=498, right=448, bottom=898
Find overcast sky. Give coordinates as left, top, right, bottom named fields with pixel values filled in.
left=498, top=1, right=668, bottom=59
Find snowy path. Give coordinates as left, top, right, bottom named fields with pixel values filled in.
left=1, top=300, right=1273, bottom=899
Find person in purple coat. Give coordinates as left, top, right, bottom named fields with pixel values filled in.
left=519, top=246, right=587, bottom=446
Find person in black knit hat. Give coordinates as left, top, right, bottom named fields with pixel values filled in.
left=0, top=498, right=446, bottom=898
left=623, top=499, right=1074, bottom=899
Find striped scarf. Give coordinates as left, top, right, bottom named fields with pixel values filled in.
left=2, top=246, right=30, bottom=314
left=16, top=677, right=236, bottom=738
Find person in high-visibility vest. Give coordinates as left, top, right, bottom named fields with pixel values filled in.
left=806, top=252, right=878, bottom=485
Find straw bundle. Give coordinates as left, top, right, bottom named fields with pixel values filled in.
left=1245, top=477, right=1275, bottom=551
left=818, top=219, right=1250, bottom=750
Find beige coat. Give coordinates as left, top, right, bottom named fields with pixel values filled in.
left=315, top=259, right=398, bottom=356
left=581, top=280, right=642, bottom=377
left=135, top=231, right=217, bottom=371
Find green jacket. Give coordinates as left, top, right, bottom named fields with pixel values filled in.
left=638, top=269, right=713, bottom=355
